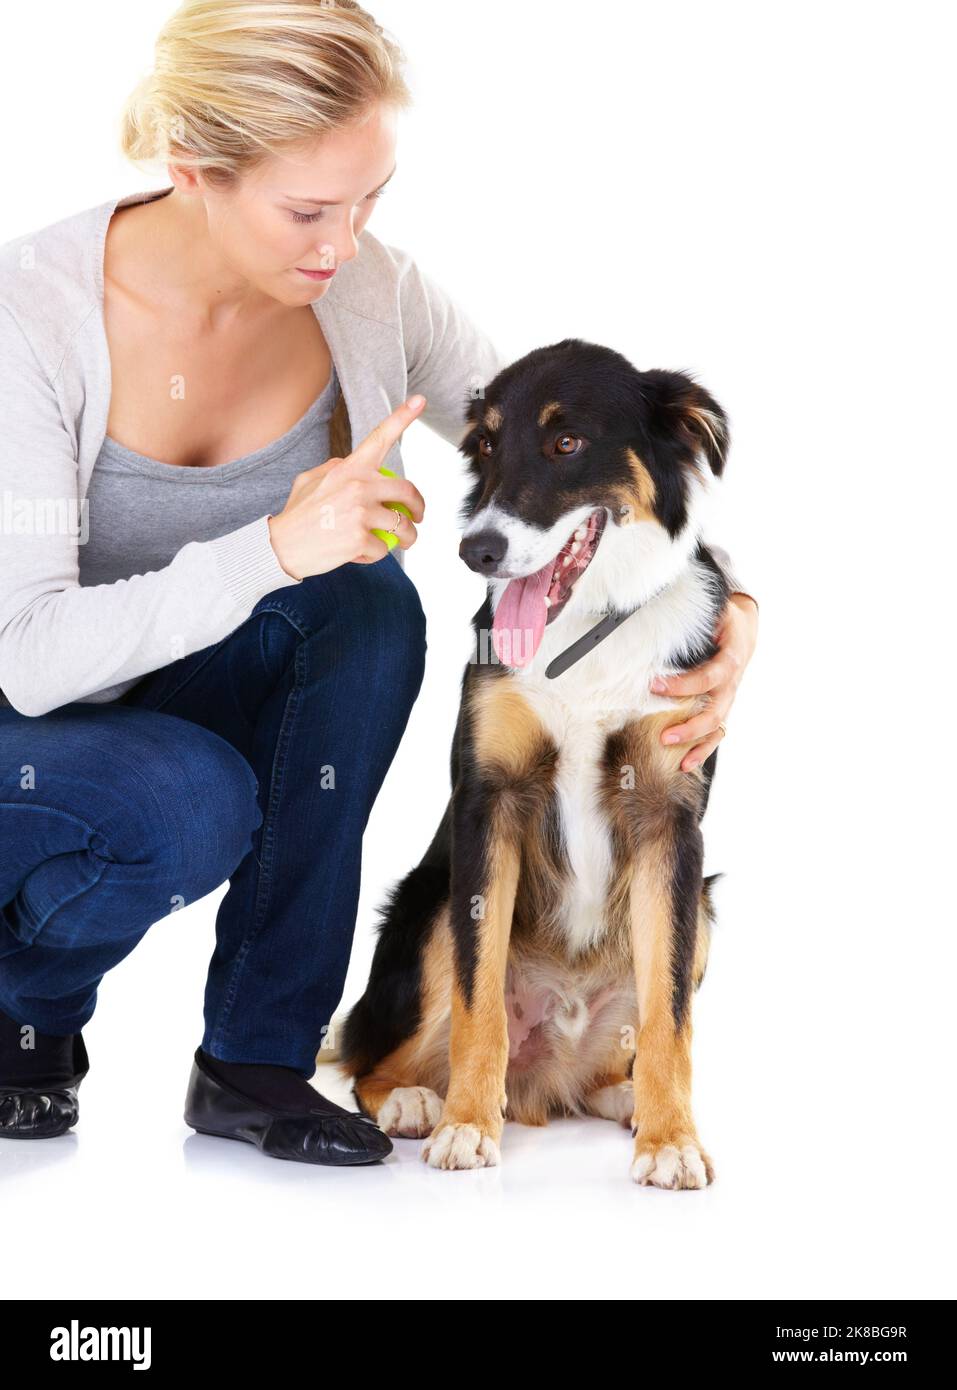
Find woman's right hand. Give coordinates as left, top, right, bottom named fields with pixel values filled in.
left=266, top=394, right=428, bottom=580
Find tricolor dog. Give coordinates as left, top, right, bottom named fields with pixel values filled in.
left=340, top=338, right=733, bottom=1187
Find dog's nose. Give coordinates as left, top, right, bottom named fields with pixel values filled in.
left=459, top=530, right=509, bottom=575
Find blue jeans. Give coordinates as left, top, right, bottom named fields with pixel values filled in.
left=0, top=554, right=426, bottom=1078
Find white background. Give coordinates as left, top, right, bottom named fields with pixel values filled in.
left=1, top=0, right=954, bottom=1301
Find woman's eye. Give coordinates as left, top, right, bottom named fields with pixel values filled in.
left=289, top=189, right=387, bottom=225
left=554, top=434, right=583, bottom=456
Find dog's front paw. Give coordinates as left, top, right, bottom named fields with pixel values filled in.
left=421, top=1120, right=501, bottom=1170
left=630, top=1140, right=714, bottom=1190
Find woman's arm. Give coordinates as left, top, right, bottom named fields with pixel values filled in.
left=0, top=305, right=300, bottom=717
left=392, top=245, right=508, bottom=447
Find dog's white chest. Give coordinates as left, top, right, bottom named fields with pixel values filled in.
left=519, top=679, right=638, bottom=953
left=551, top=720, right=617, bottom=953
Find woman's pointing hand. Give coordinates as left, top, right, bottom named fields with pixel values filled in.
left=267, top=394, right=427, bottom=578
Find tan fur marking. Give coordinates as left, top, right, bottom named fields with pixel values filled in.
left=537, top=400, right=562, bottom=427
left=468, top=678, right=560, bottom=865
left=587, top=1066, right=633, bottom=1092
left=354, top=1068, right=416, bottom=1120
left=612, top=447, right=658, bottom=525
left=483, top=403, right=503, bottom=432
left=601, top=699, right=713, bottom=851
left=440, top=832, right=521, bottom=1135
left=470, top=678, right=549, bottom=778
left=684, top=403, right=727, bottom=457
left=627, top=822, right=712, bottom=1182
left=590, top=707, right=713, bottom=1178
left=629, top=843, right=696, bottom=1142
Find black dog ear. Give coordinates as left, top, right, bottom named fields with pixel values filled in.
left=640, top=369, right=730, bottom=477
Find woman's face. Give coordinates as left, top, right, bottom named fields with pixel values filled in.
left=192, top=101, right=399, bottom=307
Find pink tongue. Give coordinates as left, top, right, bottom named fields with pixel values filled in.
left=491, top=556, right=553, bottom=667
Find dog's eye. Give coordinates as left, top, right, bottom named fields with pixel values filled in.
left=478, top=435, right=494, bottom=457
left=554, top=434, right=584, bottom=457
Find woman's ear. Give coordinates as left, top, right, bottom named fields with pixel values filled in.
left=639, top=369, right=730, bottom=477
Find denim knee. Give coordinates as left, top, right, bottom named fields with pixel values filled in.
left=0, top=709, right=262, bottom=953
left=93, top=714, right=262, bottom=902
left=368, top=561, right=427, bottom=695
left=255, top=554, right=427, bottom=700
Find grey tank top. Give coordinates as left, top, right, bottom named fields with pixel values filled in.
left=79, top=363, right=340, bottom=586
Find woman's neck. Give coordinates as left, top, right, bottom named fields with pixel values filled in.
left=106, top=187, right=285, bottom=332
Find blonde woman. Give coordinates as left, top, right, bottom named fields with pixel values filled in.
left=0, top=0, right=758, bottom=1163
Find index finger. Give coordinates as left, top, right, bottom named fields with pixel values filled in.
left=348, top=394, right=427, bottom=469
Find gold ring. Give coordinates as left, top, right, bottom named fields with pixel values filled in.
left=387, top=508, right=403, bottom=535
left=718, top=721, right=728, bottom=737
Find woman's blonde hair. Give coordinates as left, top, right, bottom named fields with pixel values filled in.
left=119, top=0, right=412, bottom=187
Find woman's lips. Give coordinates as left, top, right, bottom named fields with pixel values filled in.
left=296, top=267, right=335, bottom=280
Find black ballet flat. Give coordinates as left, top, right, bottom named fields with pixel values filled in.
left=0, top=1033, right=90, bottom=1140
left=183, top=1047, right=393, bottom=1166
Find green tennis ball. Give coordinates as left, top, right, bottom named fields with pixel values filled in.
left=371, top=465, right=412, bottom=550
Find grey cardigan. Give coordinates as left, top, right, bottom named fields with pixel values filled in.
left=0, top=185, right=747, bottom=717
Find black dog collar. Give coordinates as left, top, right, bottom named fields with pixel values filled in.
left=544, top=578, right=676, bottom=679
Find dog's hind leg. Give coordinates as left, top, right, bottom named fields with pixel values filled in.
left=356, top=1070, right=444, bottom=1139
left=584, top=1078, right=635, bottom=1126
left=349, top=904, right=455, bottom=1137
left=581, top=1025, right=638, bottom=1125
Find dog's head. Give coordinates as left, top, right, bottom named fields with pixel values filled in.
left=457, top=338, right=730, bottom=668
